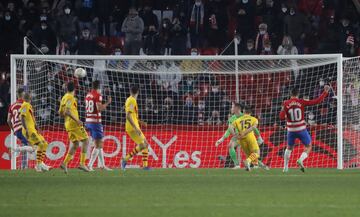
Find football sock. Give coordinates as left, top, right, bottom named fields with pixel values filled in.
left=299, top=152, right=308, bottom=162
left=284, top=149, right=292, bottom=169
left=80, top=152, right=86, bottom=165
left=40, top=142, right=48, bottom=162
left=15, top=146, right=34, bottom=152
left=36, top=147, right=42, bottom=164
left=88, top=148, right=99, bottom=168
left=246, top=153, right=259, bottom=164
left=229, top=147, right=239, bottom=166
left=63, top=153, right=73, bottom=165
left=125, top=146, right=141, bottom=161
left=142, top=148, right=149, bottom=167
left=98, top=148, right=105, bottom=168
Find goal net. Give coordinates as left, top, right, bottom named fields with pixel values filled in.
left=9, top=54, right=355, bottom=170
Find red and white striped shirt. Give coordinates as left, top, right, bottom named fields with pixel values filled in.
left=280, top=91, right=328, bottom=132
left=85, top=90, right=102, bottom=123
left=8, top=99, right=24, bottom=132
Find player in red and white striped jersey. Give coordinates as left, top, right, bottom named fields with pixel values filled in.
left=7, top=88, right=34, bottom=154
left=280, top=85, right=330, bottom=172
left=85, top=80, right=112, bottom=171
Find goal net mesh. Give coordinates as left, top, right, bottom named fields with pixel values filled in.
left=10, top=55, right=356, bottom=169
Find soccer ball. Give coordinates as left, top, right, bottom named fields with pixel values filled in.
left=74, top=68, right=87, bottom=78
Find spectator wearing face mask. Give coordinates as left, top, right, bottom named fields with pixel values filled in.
left=0, top=10, right=20, bottom=55
left=159, top=18, right=172, bottom=55
left=277, top=35, right=298, bottom=55
left=255, top=23, right=270, bottom=54
left=189, top=0, right=205, bottom=49
left=260, top=39, right=273, bottom=55
left=143, top=25, right=161, bottom=55
left=170, top=17, right=187, bottom=55
left=121, top=8, right=144, bottom=55
left=284, top=5, right=310, bottom=53
left=73, top=28, right=98, bottom=55
left=32, top=21, right=57, bottom=54
left=56, top=5, right=79, bottom=54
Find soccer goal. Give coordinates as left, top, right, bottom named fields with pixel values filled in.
left=8, top=54, right=359, bottom=170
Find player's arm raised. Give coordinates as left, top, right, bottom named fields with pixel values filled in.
left=96, top=96, right=112, bottom=112
left=302, top=85, right=330, bottom=106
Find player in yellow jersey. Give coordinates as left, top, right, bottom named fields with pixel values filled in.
left=121, top=85, right=150, bottom=170
left=20, top=92, right=50, bottom=172
left=59, top=81, right=90, bottom=173
left=231, top=106, right=261, bottom=171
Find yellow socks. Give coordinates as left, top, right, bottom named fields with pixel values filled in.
left=63, top=153, right=73, bottom=165
left=36, top=146, right=42, bottom=164
left=125, top=146, right=141, bottom=161
left=142, top=148, right=149, bottom=167
left=246, top=153, right=260, bottom=165
left=80, top=153, right=86, bottom=165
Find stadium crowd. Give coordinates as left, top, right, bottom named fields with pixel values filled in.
left=0, top=0, right=359, bottom=126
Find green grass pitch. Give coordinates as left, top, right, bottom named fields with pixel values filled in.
left=0, top=169, right=359, bottom=217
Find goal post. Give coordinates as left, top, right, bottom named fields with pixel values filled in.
left=9, top=53, right=355, bottom=170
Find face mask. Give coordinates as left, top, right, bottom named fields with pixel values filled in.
left=41, top=25, right=47, bottom=30
left=163, top=23, right=167, bottom=28
left=320, top=81, right=324, bottom=86
left=187, top=80, right=193, bottom=85
left=195, top=2, right=201, bottom=6
left=247, top=46, right=253, bottom=50
left=265, top=47, right=271, bottom=51
left=290, top=10, right=295, bottom=16
left=191, top=52, right=197, bottom=56
left=115, top=51, right=121, bottom=56
left=242, top=0, right=248, bottom=3
left=259, top=30, right=266, bottom=35
left=83, top=32, right=90, bottom=38
left=282, top=7, right=287, bottom=13
left=212, top=88, right=219, bottom=93
left=40, top=16, right=47, bottom=21
left=64, top=8, right=71, bottom=14
left=342, top=21, right=349, bottom=27
left=5, top=15, right=10, bottom=21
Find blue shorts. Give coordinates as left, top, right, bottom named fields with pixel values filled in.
left=287, top=130, right=311, bottom=147
left=86, top=123, right=104, bottom=140
left=15, top=130, right=28, bottom=146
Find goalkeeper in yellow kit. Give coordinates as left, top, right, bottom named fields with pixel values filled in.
left=231, top=106, right=262, bottom=171
left=59, top=81, right=90, bottom=173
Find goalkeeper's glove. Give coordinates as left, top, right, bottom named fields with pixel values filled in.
left=257, top=137, right=264, bottom=145
left=215, top=137, right=225, bottom=147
